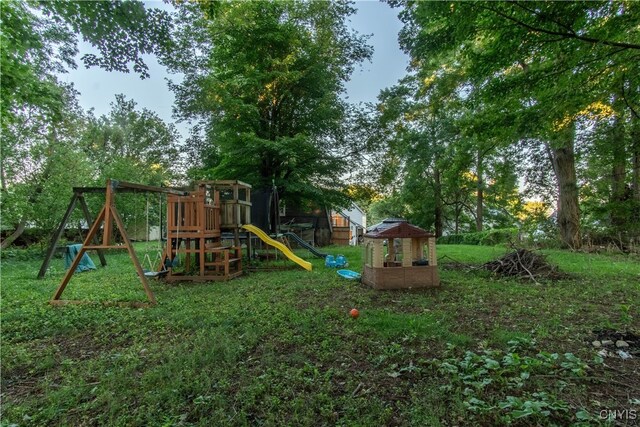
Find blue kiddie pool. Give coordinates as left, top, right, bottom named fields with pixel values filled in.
left=337, top=269, right=361, bottom=280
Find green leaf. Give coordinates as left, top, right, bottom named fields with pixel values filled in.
left=575, top=410, right=591, bottom=421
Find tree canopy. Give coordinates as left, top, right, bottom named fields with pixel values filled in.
left=3, top=0, right=640, bottom=249
left=0, top=0, right=175, bottom=247
left=377, top=0, right=640, bottom=247
left=163, top=0, right=372, bottom=208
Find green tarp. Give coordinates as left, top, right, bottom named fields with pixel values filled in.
left=64, top=244, right=97, bottom=273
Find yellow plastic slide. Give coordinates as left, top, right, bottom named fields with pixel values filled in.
left=241, top=224, right=312, bottom=271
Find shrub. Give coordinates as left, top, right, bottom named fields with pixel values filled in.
left=0, top=246, right=45, bottom=261
left=437, top=234, right=465, bottom=245
left=438, top=228, right=520, bottom=246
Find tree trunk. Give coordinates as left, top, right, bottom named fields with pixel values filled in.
left=1, top=218, right=27, bottom=249
left=475, top=151, right=484, bottom=232
left=548, top=123, right=581, bottom=249
left=434, top=167, right=443, bottom=238
left=630, top=115, right=640, bottom=232
left=632, top=115, right=640, bottom=203
left=610, top=108, right=626, bottom=227
left=1, top=156, right=6, bottom=192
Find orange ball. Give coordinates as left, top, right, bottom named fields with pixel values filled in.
left=350, top=308, right=359, bottom=319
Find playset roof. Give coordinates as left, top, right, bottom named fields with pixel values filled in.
left=364, top=219, right=435, bottom=239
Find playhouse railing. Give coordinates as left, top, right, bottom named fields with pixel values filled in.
left=167, top=190, right=220, bottom=236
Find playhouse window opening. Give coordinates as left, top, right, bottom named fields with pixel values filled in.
left=383, top=238, right=403, bottom=267
left=365, top=242, right=373, bottom=266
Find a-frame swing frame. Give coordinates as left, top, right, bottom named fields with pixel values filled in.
left=38, top=187, right=109, bottom=280
left=50, top=179, right=188, bottom=307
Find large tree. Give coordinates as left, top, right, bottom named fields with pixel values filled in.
left=1, top=0, right=171, bottom=126
left=0, top=0, right=172, bottom=247
left=390, top=0, right=640, bottom=248
left=0, top=83, right=94, bottom=249
left=374, top=78, right=522, bottom=236
left=81, top=94, right=180, bottom=185
left=163, top=0, right=372, bottom=213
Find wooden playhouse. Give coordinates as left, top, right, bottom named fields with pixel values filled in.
left=362, top=219, right=439, bottom=289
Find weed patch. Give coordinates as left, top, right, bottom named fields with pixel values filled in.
left=432, top=338, right=602, bottom=424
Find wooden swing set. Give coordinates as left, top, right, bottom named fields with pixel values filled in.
left=44, top=179, right=252, bottom=306
left=47, top=179, right=188, bottom=306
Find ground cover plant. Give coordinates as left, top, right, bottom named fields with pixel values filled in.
left=2, top=245, right=639, bottom=426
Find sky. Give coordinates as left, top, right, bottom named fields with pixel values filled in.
left=59, top=1, right=410, bottom=139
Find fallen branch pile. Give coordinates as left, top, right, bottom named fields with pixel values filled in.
left=483, top=249, right=565, bottom=282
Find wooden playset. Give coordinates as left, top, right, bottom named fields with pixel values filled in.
left=163, top=180, right=251, bottom=282
left=362, top=219, right=439, bottom=289
left=47, top=179, right=254, bottom=306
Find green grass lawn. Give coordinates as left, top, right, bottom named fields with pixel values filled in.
left=2, top=244, right=639, bottom=426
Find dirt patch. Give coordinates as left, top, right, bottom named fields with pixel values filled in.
left=574, top=329, right=640, bottom=417
left=50, top=333, right=110, bottom=360
left=2, top=331, right=132, bottom=404
left=1, top=365, right=52, bottom=403
left=439, top=256, right=477, bottom=271
left=582, top=357, right=640, bottom=421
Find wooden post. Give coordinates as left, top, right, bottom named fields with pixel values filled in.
left=402, top=238, right=412, bottom=267
left=52, top=205, right=106, bottom=301
left=372, top=240, right=383, bottom=268
left=233, top=183, right=239, bottom=228
left=110, top=205, right=156, bottom=305
left=103, top=180, right=114, bottom=246
left=199, top=191, right=206, bottom=278
left=38, top=194, right=78, bottom=279
left=428, top=237, right=437, bottom=266
left=78, top=195, right=107, bottom=267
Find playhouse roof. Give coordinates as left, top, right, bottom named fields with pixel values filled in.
left=364, top=219, right=434, bottom=239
